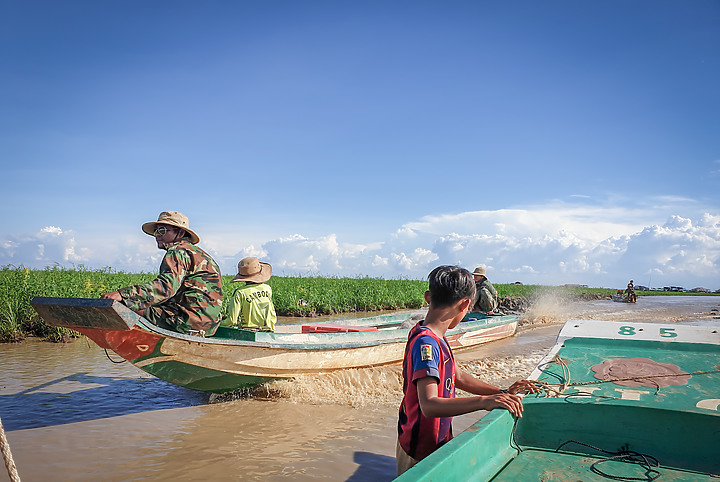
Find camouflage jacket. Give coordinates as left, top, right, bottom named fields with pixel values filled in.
left=119, top=240, right=223, bottom=333
left=477, top=279, right=497, bottom=299
left=473, top=278, right=498, bottom=312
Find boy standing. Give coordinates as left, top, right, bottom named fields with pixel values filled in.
left=397, top=265, right=536, bottom=476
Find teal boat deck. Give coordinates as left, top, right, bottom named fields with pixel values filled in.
left=492, top=450, right=717, bottom=481
left=396, top=320, right=720, bottom=481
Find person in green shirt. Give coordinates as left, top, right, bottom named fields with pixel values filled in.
left=225, top=257, right=277, bottom=331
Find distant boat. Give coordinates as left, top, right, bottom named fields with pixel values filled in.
left=31, top=297, right=518, bottom=393
left=396, top=319, right=720, bottom=481
left=611, top=293, right=637, bottom=303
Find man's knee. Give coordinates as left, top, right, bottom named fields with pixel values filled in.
left=143, top=306, right=189, bottom=333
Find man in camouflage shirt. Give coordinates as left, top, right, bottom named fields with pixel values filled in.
left=470, top=266, right=498, bottom=314
left=102, top=211, right=223, bottom=336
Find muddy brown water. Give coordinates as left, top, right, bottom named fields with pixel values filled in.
left=1, top=296, right=718, bottom=481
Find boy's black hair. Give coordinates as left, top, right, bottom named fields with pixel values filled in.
left=427, top=265, right=476, bottom=308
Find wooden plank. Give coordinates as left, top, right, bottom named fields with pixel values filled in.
left=31, top=296, right=136, bottom=331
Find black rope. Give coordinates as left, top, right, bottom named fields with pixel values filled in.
left=556, top=440, right=660, bottom=481
left=509, top=415, right=523, bottom=453
left=104, top=348, right=127, bottom=364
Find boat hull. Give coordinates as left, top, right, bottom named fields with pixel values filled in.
left=31, top=297, right=517, bottom=393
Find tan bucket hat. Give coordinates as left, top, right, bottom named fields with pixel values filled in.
left=231, top=257, right=272, bottom=283
left=142, top=211, right=200, bottom=244
left=471, top=266, right=487, bottom=277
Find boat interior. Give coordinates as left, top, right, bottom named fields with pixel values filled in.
left=401, top=402, right=719, bottom=481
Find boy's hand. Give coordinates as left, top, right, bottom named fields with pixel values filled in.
left=486, top=393, right=524, bottom=417
left=508, top=379, right=539, bottom=395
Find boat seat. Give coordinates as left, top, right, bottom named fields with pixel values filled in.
left=301, top=324, right=378, bottom=333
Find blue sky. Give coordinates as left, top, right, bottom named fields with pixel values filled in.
left=2, top=1, right=719, bottom=289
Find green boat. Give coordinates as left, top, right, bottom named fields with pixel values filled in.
left=396, top=319, right=720, bottom=481
left=30, top=297, right=517, bottom=393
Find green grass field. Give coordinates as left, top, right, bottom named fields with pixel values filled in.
left=0, top=265, right=429, bottom=341
left=1, top=266, right=715, bottom=342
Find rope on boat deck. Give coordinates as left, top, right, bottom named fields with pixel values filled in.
left=534, top=355, right=720, bottom=398
left=0, top=415, right=20, bottom=482
left=570, top=368, right=720, bottom=387
left=556, top=440, right=660, bottom=481
left=511, top=418, right=662, bottom=481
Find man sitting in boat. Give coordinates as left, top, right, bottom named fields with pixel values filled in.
left=223, top=257, right=277, bottom=332
left=470, top=266, right=499, bottom=314
left=101, top=211, right=223, bottom=336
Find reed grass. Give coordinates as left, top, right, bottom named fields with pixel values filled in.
left=0, top=265, right=156, bottom=342
left=0, top=266, right=430, bottom=341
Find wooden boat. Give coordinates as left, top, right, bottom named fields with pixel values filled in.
left=31, top=297, right=518, bottom=393
left=397, top=319, right=720, bottom=481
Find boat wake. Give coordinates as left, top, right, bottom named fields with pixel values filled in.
left=519, top=293, right=578, bottom=325
left=459, top=352, right=547, bottom=390
left=210, top=351, right=547, bottom=407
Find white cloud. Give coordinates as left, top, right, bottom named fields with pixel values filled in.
left=2, top=207, right=719, bottom=290
left=398, top=205, right=648, bottom=243
left=608, top=214, right=720, bottom=287
left=0, top=226, right=89, bottom=268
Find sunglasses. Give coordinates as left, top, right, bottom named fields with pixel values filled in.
left=153, top=226, right=175, bottom=236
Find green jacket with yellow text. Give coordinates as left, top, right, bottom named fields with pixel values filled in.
left=226, top=282, right=277, bottom=331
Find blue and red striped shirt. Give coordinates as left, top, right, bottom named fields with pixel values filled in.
left=397, top=322, right=456, bottom=460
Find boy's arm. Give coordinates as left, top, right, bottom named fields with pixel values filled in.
left=456, top=367, right=539, bottom=396
left=455, top=367, right=503, bottom=395
left=416, top=376, right=524, bottom=418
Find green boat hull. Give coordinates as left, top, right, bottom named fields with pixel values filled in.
left=138, top=358, right=276, bottom=392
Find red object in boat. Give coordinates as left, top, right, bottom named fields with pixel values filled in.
left=301, top=324, right=378, bottom=333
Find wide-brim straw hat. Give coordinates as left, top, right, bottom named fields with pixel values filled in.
left=141, top=211, right=200, bottom=244
left=471, top=266, right=487, bottom=277
left=231, top=257, right=272, bottom=283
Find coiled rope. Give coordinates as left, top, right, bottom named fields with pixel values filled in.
left=0, top=415, right=20, bottom=482
left=534, top=355, right=720, bottom=398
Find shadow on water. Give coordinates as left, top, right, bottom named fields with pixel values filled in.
left=347, top=451, right=396, bottom=481
left=0, top=372, right=209, bottom=431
